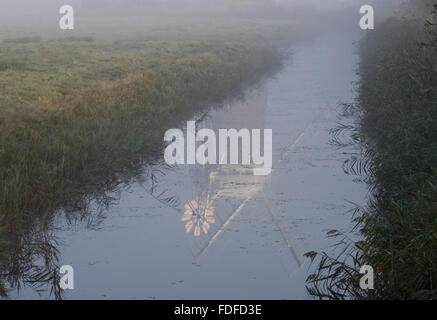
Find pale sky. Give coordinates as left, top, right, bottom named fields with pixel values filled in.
left=0, top=0, right=358, bottom=15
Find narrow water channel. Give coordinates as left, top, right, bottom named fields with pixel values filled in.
left=12, top=30, right=366, bottom=299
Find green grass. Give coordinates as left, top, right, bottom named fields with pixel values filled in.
left=306, top=2, right=437, bottom=300
left=355, top=11, right=437, bottom=299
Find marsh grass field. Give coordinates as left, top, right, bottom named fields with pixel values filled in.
left=0, top=14, right=305, bottom=296
left=0, top=18, right=295, bottom=214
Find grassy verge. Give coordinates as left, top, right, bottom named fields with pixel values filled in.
left=306, top=2, right=437, bottom=299
left=0, top=20, right=292, bottom=216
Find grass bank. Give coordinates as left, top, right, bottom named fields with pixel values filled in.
left=306, top=2, right=437, bottom=299
left=0, top=20, right=292, bottom=217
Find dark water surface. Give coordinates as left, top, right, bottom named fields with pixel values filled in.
left=11, top=31, right=366, bottom=299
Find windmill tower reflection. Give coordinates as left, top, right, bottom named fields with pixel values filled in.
left=182, top=84, right=303, bottom=269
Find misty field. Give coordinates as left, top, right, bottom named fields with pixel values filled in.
left=0, top=19, right=297, bottom=215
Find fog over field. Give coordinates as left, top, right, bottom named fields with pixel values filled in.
left=0, top=0, right=407, bottom=29
left=0, top=0, right=402, bottom=40
left=0, top=0, right=380, bottom=17
left=1, top=0, right=357, bottom=13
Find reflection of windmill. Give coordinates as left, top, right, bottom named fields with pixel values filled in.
left=183, top=163, right=302, bottom=269
left=178, top=85, right=308, bottom=271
